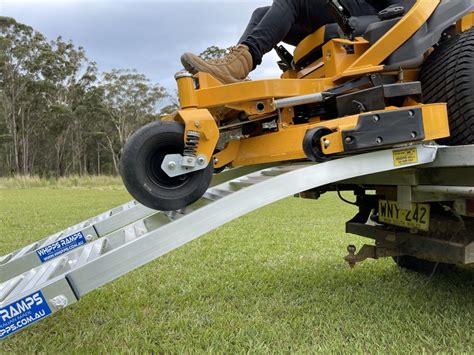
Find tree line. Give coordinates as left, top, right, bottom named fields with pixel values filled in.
left=0, top=16, right=177, bottom=177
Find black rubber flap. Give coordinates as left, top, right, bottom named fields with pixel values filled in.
left=342, top=108, right=425, bottom=151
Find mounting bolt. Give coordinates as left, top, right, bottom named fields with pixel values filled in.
left=194, top=121, right=201, bottom=128
left=324, top=139, right=331, bottom=148
left=411, top=131, right=417, bottom=138
left=213, top=157, right=219, bottom=165
left=345, top=136, right=354, bottom=144
left=187, top=157, right=194, bottom=164
left=408, top=110, right=415, bottom=117
left=197, top=157, right=206, bottom=165
left=376, top=137, right=383, bottom=144
left=168, top=161, right=177, bottom=170
left=373, top=115, right=380, bottom=123
left=85, top=235, right=95, bottom=243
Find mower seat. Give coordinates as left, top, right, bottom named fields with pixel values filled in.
left=293, top=15, right=379, bottom=68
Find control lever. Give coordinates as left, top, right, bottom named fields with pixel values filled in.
left=326, top=0, right=356, bottom=39
left=274, top=45, right=295, bottom=72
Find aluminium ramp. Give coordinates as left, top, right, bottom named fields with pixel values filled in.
left=0, top=165, right=269, bottom=283
left=0, top=145, right=438, bottom=340
left=0, top=165, right=274, bottom=309
left=0, top=201, right=154, bottom=283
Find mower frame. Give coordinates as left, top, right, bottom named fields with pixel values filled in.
left=165, top=0, right=473, bottom=175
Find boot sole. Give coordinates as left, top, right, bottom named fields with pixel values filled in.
left=181, top=54, right=204, bottom=75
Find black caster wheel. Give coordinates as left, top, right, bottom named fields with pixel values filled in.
left=120, top=121, right=213, bottom=211
left=303, top=126, right=333, bottom=163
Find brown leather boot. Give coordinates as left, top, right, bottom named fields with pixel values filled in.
left=181, top=45, right=253, bottom=84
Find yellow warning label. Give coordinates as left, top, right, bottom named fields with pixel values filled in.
left=393, top=147, right=418, bottom=167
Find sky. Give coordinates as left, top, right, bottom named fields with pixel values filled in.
left=0, top=0, right=283, bottom=93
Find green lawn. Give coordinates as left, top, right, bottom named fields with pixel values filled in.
left=1, top=186, right=473, bottom=353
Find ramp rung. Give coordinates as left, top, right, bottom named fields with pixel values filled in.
left=0, top=276, right=23, bottom=302
left=207, top=188, right=233, bottom=197
left=261, top=168, right=297, bottom=177
left=0, top=254, right=12, bottom=266
left=229, top=181, right=254, bottom=189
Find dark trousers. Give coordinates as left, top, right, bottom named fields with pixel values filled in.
left=239, top=0, right=387, bottom=68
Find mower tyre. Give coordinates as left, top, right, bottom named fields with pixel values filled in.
left=120, top=121, right=213, bottom=211
left=420, top=27, right=474, bottom=145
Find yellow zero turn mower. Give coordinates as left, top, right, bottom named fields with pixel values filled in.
left=120, top=0, right=474, bottom=211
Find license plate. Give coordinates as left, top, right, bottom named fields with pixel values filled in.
left=378, top=200, right=430, bottom=231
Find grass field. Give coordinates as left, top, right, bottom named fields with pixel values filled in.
left=1, top=184, right=473, bottom=353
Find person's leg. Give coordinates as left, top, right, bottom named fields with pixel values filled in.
left=239, top=6, right=311, bottom=50
left=242, top=0, right=385, bottom=48
left=240, top=0, right=378, bottom=66
left=180, top=0, right=381, bottom=84
left=240, top=0, right=301, bottom=68
left=180, top=0, right=307, bottom=84
left=238, top=7, right=270, bottom=45
left=282, top=24, right=313, bottom=47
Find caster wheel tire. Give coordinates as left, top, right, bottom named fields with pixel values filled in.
left=303, top=127, right=333, bottom=163
left=120, top=121, right=214, bottom=211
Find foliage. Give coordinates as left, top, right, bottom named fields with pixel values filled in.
left=99, top=69, right=168, bottom=173
left=0, top=174, right=122, bottom=189
left=0, top=17, right=171, bottom=177
left=199, top=45, right=231, bottom=60
left=0, top=16, right=228, bottom=177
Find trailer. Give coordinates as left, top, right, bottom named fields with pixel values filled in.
left=1, top=144, right=473, bottom=340
left=311, top=144, right=474, bottom=270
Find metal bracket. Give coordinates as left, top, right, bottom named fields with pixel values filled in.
left=161, top=154, right=209, bottom=178
left=342, top=107, right=425, bottom=152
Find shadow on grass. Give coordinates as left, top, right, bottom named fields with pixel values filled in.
left=218, top=260, right=474, bottom=316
